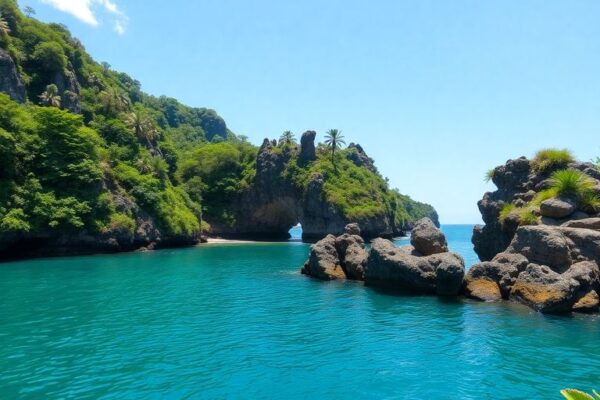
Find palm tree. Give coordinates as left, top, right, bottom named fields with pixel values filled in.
left=279, top=130, right=295, bottom=146
left=124, top=109, right=162, bottom=156
left=24, top=6, right=36, bottom=18
left=0, top=12, right=10, bottom=35
left=324, top=129, right=346, bottom=169
left=99, top=88, right=129, bottom=114
left=38, top=84, right=61, bottom=107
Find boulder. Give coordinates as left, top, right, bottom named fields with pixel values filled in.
left=510, top=264, right=577, bottom=313
left=572, top=290, right=599, bottom=312
left=464, top=278, right=502, bottom=302
left=334, top=233, right=367, bottom=280
left=562, top=218, right=600, bottom=230
left=506, top=226, right=573, bottom=272
left=410, top=218, right=448, bottom=256
left=465, top=253, right=528, bottom=300
left=301, top=234, right=346, bottom=280
left=0, top=48, right=26, bottom=103
left=343, top=241, right=368, bottom=280
left=344, top=223, right=361, bottom=236
left=539, top=198, right=576, bottom=218
left=365, top=238, right=464, bottom=296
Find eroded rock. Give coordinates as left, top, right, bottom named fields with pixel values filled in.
left=410, top=218, right=448, bottom=256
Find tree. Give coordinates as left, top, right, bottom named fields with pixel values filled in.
left=124, top=109, right=162, bottom=156
left=24, top=6, right=36, bottom=17
left=0, top=12, right=10, bottom=35
left=324, top=129, right=346, bottom=169
left=99, top=88, right=130, bottom=115
left=32, top=42, right=68, bottom=72
left=38, top=84, right=61, bottom=108
left=279, top=130, right=295, bottom=146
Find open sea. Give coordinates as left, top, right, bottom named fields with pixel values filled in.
left=0, top=225, right=598, bottom=399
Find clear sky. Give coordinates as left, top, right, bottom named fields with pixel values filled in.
left=29, top=0, right=600, bottom=223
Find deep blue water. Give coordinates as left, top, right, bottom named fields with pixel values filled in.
left=0, top=225, right=598, bottom=399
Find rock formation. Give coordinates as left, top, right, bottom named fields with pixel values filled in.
left=473, top=156, right=600, bottom=261
left=210, top=132, right=437, bottom=240
left=466, top=225, right=600, bottom=313
left=302, top=219, right=465, bottom=296
left=0, top=48, right=26, bottom=103
left=301, top=224, right=367, bottom=280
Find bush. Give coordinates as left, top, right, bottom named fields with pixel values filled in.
left=532, top=148, right=574, bottom=173
left=31, top=41, right=67, bottom=72
left=484, top=168, right=495, bottom=183
left=104, top=212, right=135, bottom=235
left=498, top=203, right=516, bottom=225
left=548, top=169, right=595, bottom=197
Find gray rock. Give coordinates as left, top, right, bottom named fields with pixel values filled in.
left=344, top=223, right=361, bottom=236
left=562, top=218, right=600, bottom=230
left=510, top=263, right=578, bottom=313
left=465, top=253, right=528, bottom=300
left=299, top=130, right=316, bottom=162
left=540, top=198, right=576, bottom=218
left=0, top=48, right=26, bottom=103
left=365, top=238, right=464, bottom=295
left=301, top=234, right=346, bottom=280
left=410, top=218, right=448, bottom=256
left=506, top=226, right=573, bottom=272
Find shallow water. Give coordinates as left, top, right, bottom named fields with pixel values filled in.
left=1, top=225, right=598, bottom=399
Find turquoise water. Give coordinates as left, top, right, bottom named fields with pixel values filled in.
left=1, top=225, right=598, bottom=399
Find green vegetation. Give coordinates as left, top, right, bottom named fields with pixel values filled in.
left=497, top=166, right=600, bottom=227
left=0, top=0, right=436, bottom=246
left=499, top=203, right=537, bottom=226
left=484, top=168, right=495, bottom=183
left=279, top=130, right=295, bottom=145
left=561, top=388, right=600, bottom=400
left=533, top=169, right=600, bottom=212
left=531, top=148, right=574, bottom=173
left=0, top=0, right=233, bottom=240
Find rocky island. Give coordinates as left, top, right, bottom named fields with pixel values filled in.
left=302, top=219, right=465, bottom=296
left=467, top=150, right=600, bottom=313
left=303, top=148, right=600, bottom=315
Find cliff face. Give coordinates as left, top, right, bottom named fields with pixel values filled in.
left=209, top=132, right=437, bottom=240
left=472, top=156, right=600, bottom=261
left=0, top=48, right=25, bottom=103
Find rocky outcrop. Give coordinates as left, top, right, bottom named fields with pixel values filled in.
left=299, top=130, right=316, bottom=162
left=472, top=156, right=600, bottom=261
left=0, top=48, right=26, bottom=103
left=302, top=220, right=465, bottom=297
left=365, top=227, right=465, bottom=296
left=347, top=143, right=376, bottom=172
left=466, top=225, right=600, bottom=313
left=301, top=224, right=367, bottom=280
left=210, top=132, right=436, bottom=240
left=53, top=67, right=81, bottom=113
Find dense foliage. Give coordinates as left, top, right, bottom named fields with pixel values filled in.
left=0, top=0, right=436, bottom=245
left=0, top=0, right=231, bottom=239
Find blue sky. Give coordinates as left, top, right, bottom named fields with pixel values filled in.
left=29, top=0, right=600, bottom=223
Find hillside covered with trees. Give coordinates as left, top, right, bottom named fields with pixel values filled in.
left=0, top=0, right=436, bottom=257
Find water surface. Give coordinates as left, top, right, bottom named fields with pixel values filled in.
left=1, top=225, right=598, bottom=399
